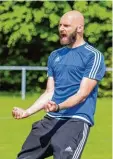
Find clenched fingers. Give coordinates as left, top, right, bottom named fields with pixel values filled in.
left=44, top=101, right=57, bottom=112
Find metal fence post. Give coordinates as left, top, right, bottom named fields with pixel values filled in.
left=21, top=68, right=26, bottom=100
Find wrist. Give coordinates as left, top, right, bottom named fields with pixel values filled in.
left=56, top=104, right=60, bottom=112
left=26, top=109, right=32, bottom=116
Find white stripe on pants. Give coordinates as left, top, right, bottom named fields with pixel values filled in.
left=72, top=123, right=89, bottom=159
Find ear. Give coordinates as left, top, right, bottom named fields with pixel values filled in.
left=77, top=25, right=84, bottom=33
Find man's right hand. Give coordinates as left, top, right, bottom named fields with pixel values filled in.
left=12, top=107, right=29, bottom=119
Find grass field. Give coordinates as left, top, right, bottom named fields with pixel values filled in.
left=0, top=94, right=112, bottom=159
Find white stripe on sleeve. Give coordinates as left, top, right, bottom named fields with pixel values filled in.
left=85, top=45, right=101, bottom=79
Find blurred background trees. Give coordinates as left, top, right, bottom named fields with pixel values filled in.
left=0, top=1, right=112, bottom=96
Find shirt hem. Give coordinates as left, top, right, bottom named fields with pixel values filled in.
left=47, top=113, right=92, bottom=125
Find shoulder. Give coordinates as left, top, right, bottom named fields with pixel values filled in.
left=84, top=43, right=104, bottom=60
left=49, top=47, right=66, bottom=57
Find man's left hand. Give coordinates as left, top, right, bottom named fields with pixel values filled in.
left=44, top=101, right=58, bottom=112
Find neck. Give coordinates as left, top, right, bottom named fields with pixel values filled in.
left=67, top=37, right=85, bottom=48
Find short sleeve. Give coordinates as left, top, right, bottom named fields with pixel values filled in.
left=83, top=53, right=106, bottom=81
left=47, top=55, right=54, bottom=77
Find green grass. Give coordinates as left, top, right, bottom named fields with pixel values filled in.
left=0, top=94, right=112, bottom=159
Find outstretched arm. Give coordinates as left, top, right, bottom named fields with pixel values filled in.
left=12, top=77, right=54, bottom=119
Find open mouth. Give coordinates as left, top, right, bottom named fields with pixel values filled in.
left=60, top=33, right=67, bottom=40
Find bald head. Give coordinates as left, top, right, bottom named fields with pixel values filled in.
left=61, top=10, right=84, bottom=26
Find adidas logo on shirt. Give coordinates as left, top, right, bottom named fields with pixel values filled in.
left=55, top=57, right=60, bottom=62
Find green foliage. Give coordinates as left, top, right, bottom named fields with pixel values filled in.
left=73, top=1, right=112, bottom=96
left=0, top=1, right=112, bottom=96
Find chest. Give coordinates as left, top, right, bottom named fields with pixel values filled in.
left=52, top=50, right=87, bottom=80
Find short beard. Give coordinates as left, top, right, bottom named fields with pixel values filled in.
left=60, top=28, right=77, bottom=46
left=67, top=28, right=77, bottom=46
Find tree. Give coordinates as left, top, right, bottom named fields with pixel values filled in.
left=0, top=1, right=112, bottom=96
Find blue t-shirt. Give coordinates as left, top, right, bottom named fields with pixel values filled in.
left=47, top=42, right=106, bottom=126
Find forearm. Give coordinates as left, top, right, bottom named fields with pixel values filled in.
left=26, top=91, right=54, bottom=115
left=59, top=91, right=86, bottom=110
left=45, top=78, right=97, bottom=112
left=58, top=78, right=97, bottom=110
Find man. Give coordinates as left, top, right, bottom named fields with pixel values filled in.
left=12, top=10, right=106, bottom=159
